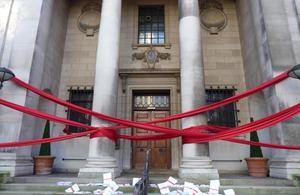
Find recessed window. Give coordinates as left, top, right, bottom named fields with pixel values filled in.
left=206, top=88, right=239, bottom=127
left=67, top=87, right=93, bottom=133
left=138, top=6, right=165, bottom=44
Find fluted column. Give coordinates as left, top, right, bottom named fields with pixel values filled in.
left=78, top=0, right=122, bottom=179
left=178, top=0, right=219, bottom=179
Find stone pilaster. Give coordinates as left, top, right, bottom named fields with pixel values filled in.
left=78, top=0, right=122, bottom=179
left=258, top=0, right=300, bottom=180
left=177, top=0, right=219, bottom=179
left=0, top=0, right=44, bottom=176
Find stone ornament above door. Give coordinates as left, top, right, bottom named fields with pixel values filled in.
left=77, top=2, right=101, bottom=36
left=200, top=0, right=227, bottom=34
left=132, top=47, right=171, bottom=69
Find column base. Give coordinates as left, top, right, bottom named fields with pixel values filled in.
left=269, top=157, right=300, bottom=180
left=0, top=153, right=34, bottom=176
left=179, top=157, right=219, bottom=180
left=78, top=157, right=121, bottom=179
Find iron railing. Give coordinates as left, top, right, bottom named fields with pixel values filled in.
left=133, top=149, right=151, bottom=195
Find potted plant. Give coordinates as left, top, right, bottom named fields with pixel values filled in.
left=33, top=120, right=56, bottom=175
left=244, top=128, right=269, bottom=177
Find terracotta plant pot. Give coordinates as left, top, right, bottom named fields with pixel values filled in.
left=33, top=156, right=56, bottom=175
left=245, top=157, right=269, bottom=177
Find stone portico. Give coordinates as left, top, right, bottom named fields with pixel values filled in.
left=0, top=0, right=300, bottom=180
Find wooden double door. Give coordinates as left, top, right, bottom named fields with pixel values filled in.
left=132, top=111, right=171, bottom=169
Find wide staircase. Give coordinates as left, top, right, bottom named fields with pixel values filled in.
left=0, top=170, right=300, bottom=195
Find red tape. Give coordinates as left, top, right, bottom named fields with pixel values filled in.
left=1, top=70, right=300, bottom=151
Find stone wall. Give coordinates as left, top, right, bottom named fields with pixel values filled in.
left=201, top=0, right=249, bottom=172
left=53, top=0, right=97, bottom=172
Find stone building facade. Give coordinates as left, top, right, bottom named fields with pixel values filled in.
left=0, top=0, right=300, bottom=180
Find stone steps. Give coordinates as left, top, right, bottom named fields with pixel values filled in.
left=0, top=172, right=299, bottom=195
left=1, top=184, right=299, bottom=195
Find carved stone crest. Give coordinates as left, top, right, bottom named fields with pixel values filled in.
left=132, top=47, right=170, bottom=69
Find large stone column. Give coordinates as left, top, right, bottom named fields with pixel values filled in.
left=78, top=0, right=122, bottom=179
left=178, top=0, right=219, bottom=179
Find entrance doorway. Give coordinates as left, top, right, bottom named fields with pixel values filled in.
left=132, top=91, right=171, bottom=169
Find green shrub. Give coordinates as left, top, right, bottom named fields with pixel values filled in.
left=250, top=130, right=263, bottom=157
left=39, top=120, right=51, bottom=156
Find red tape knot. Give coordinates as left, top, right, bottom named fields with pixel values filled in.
left=90, top=127, right=117, bottom=142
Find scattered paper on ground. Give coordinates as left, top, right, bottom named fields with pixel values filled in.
left=60, top=176, right=234, bottom=195
left=65, top=183, right=80, bottom=193
left=103, top=173, right=113, bottom=185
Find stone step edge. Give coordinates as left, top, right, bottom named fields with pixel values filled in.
left=10, top=178, right=294, bottom=187
left=0, top=186, right=300, bottom=195
left=1, top=183, right=299, bottom=191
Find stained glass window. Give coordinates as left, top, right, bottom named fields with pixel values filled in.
left=134, top=95, right=169, bottom=108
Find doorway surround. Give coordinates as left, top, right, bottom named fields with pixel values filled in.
left=119, top=69, right=181, bottom=170
left=132, top=91, right=171, bottom=169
